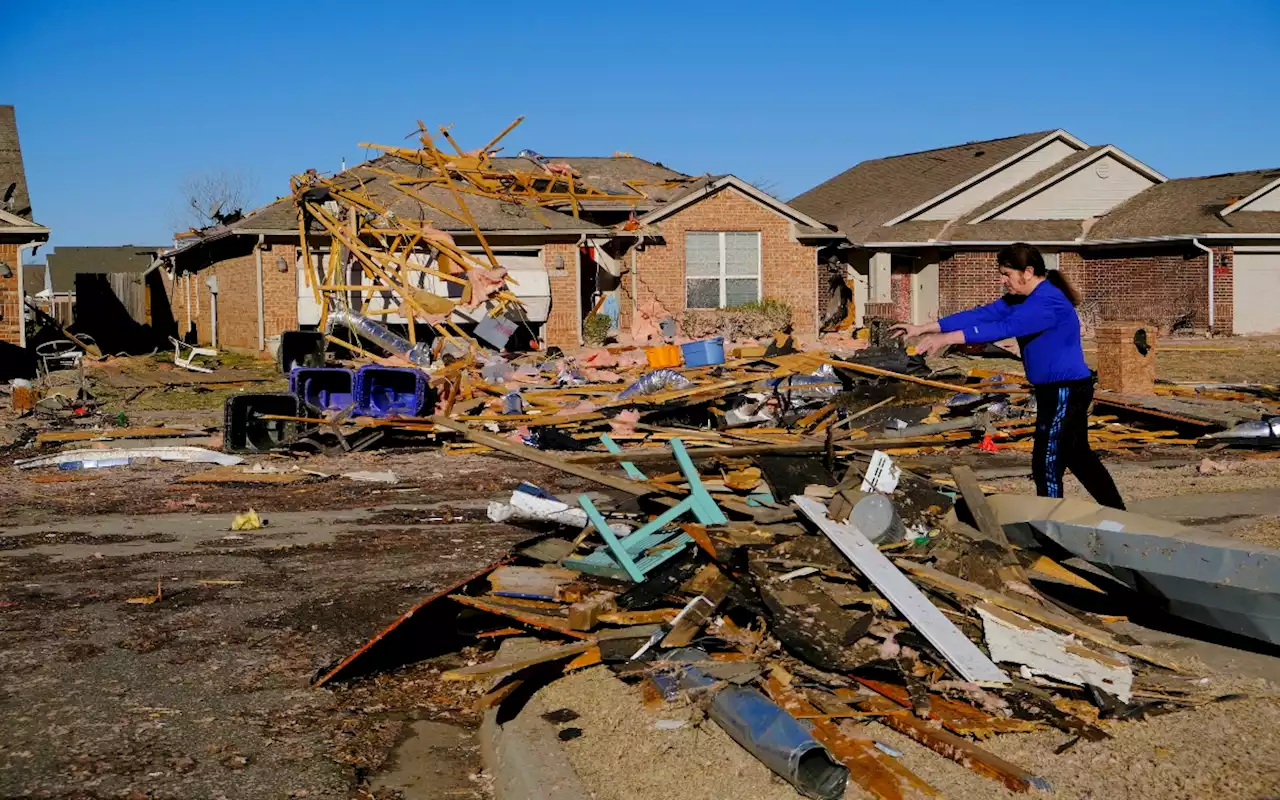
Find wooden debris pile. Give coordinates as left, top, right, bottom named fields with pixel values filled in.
left=312, top=423, right=1245, bottom=799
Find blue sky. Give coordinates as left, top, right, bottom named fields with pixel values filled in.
left=3, top=0, right=1278, bottom=260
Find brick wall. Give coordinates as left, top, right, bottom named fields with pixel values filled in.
left=890, top=268, right=912, bottom=323
left=623, top=187, right=820, bottom=339
left=939, top=246, right=1234, bottom=335
left=162, top=244, right=301, bottom=355
left=543, top=243, right=580, bottom=349
left=0, top=243, right=19, bottom=344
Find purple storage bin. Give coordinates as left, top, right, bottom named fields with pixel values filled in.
left=355, top=365, right=429, bottom=418
left=290, top=367, right=356, bottom=412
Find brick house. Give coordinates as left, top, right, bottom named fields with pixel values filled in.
left=0, top=105, right=51, bottom=351
left=157, top=155, right=838, bottom=354
left=790, top=130, right=1280, bottom=335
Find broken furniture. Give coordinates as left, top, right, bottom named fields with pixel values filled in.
left=170, top=336, right=217, bottom=373
left=36, top=335, right=95, bottom=378
left=567, top=438, right=728, bottom=582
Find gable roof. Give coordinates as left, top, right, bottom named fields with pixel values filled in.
left=1089, top=168, right=1280, bottom=239
left=0, top=105, right=34, bottom=223
left=638, top=174, right=838, bottom=232
left=969, top=145, right=1166, bottom=223
left=1220, top=173, right=1280, bottom=216
left=789, top=130, right=1078, bottom=240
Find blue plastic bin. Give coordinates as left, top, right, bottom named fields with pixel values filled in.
left=290, top=367, right=356, bottom=413
left=354, top=365, right=429, bottom=418
left=681, top=337, right=725, bottom=367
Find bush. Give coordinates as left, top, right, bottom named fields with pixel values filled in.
left=582, top=313, right=613, bottom=345
left=683, top=299, right=792, bottom=340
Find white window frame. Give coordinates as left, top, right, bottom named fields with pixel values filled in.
left=685, top=231, right=762, bottom=309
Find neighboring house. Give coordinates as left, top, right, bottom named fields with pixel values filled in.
left=0, top=105, right=51, bottom=348
left=38, top=246, right=169, bottom=351
left=157, top=154, right=838, bottom=353
left=791, top=130, right=1280, bottom=335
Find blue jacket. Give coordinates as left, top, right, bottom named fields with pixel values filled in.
left=938, top=280, right=1090, bottom=385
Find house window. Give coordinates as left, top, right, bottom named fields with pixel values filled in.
left=685, top=232, right=761, bottom=308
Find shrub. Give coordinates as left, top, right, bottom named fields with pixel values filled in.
left=582, top=313, right=613, bottom=345
left=683, top=299, right=792, bottom=340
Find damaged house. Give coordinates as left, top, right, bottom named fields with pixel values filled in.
left=0, top=105, right=51, bottom=350
left=791, top=129, right=1280, bottom=335
left=157, top=149, right=839, bottom=354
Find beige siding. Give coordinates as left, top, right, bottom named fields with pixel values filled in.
left=913, top=139, right=1080, bottom=221
left=1239, top=185, right=1280, bottom=212
left=993, top=155, right=1156, bottom=220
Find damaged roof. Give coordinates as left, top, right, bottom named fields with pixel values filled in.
left=789, top=131, right=1058, bottom=241
left=1090, top=168, right=1280, bottom=239
left=0, top=105, right=35, bottom=223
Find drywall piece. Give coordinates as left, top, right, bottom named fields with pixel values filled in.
left=793, top=496, right=1008, bottom=685
left=977, top=603, right=1132, bottom=702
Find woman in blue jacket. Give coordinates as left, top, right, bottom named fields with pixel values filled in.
left=892, top=243, right=1125, bottom=510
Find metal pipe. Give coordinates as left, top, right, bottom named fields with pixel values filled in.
left=254, top=235, right=266, bottom=351
left=16, top=241, right=39, bottom=347
left=324, top=307, right=431, bottom=367
left=1191, top=238, right=1215, bottom=333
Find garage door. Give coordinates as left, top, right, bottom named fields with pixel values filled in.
left=1234, top=250, right=1280, bottom=334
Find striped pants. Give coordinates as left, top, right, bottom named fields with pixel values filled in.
left=1032, top=378, right=1126, bottom=510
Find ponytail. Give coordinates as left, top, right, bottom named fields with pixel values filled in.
left=997, top=242, right=1080, bottom=307
left=1043, top=270, right=1080, bottom=306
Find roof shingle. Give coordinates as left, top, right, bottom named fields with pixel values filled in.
left=1089, top=168, right=1280, bottom=239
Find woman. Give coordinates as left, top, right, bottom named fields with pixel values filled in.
left=892, top=243, right=1125, bottom=510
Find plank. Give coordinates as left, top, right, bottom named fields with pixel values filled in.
left=763, top=675, right=939, bottom=800
left=951, top=465, right=1009, bottom=547
left=448, top=594, right=591, bottom=640
left=897, top=561, right=1185, bottom=672
left=793, top=496, right=1009, bottom=685
left=841, top=680, right=1042, bottom=737
left=36, top=427, right=205, bottom=445
left=661, top=572, right=734, bottom=648
left=854, top=694, right=1049, bottom=793
left=443, top=641, right=594, bottom=680
left=179, top=466, right=312, bottom=484
left=829, top=358, right=1028, bottom=395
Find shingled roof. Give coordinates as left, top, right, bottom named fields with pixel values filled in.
left=1090, top=168, right=1280, bottom=239
left=789, top=131, right=1057, bottom=240
left=0, top=105, right=34, bottom=223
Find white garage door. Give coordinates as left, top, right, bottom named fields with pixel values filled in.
left=1234, top=250, right=1280, bottom=334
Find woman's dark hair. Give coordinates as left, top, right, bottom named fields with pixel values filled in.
left=996, top=242, right=1080, bottom=306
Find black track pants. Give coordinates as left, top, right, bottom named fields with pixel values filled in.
left=1032, top=378, right=1126, bottom=510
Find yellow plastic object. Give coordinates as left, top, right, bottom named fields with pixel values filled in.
left=645, top=344, right=683, bottom=368
left=231, top=509, right=263, bottom=531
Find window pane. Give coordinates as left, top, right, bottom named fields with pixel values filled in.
left=685, top=232, right=720, bottom=277
left=687, top=278, right=721, bottom=309
left=724, top=232, right=759, bottom=276
left=725, top=279, right=759, bottom=307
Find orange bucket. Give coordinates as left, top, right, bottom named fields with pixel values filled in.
left=645, top=344, right=682, bottom=368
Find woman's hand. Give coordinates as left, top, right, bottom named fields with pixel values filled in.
left=913, top=330, right=965, bottom=356
left=889, top=322, right=938, bottom=340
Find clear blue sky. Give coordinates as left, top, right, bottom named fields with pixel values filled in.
left=3, top=0, right=1278, bottom=260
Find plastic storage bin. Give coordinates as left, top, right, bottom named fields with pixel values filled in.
left=354, top=365, right=429, bottom=418
left=645, top=344, right=683, bottom=368
left=681, top=337, right=725, bottom=368
left=289, top=367, right=355, bottom=413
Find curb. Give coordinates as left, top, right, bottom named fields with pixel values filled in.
left=480, top=706, right=591, bottom=800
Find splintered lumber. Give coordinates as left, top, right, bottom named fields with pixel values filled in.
left=429, top=415, right=653, bottom=496
left=828, top=358, right=1029, bottom=395
left=448, top=594, right=591, bottom=639
left=36, top=427, right=205, bottom=445
left=763, top=675, right=939, bottom=800
left=841, top=680, right=1041, bottom=737
left=951, top=465, right=1009, bottom=547
left=662, top=571, right=734, bottom=648
left=443, top=641, right=595, bottom=680
left=794, top=496, right=1009, bottom=684
left=855, top=694, right=1050, bottom=793
left=568, top=592, right=618, bottom=631
left=897, top=561, right=1185, bottom=673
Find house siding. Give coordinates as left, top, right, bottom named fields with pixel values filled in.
left=916, top=139, right=1080, bottom=221
left=622, top=186, right=819, bottom=341
left=993, top=154, right=1156, bottom=220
